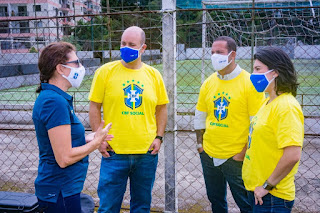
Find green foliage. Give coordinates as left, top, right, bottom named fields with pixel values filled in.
left=63, top=0, right=319, bottom=51
left=62, top=35, right=82, bottom=50
left=29, top=46, right=38, bottom=53
left=68, top=0, right=163, bottom=51
left=73, top=17, right=109, bottom=51
left=177, top=10, right=203, bottom=48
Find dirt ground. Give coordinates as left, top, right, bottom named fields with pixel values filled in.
left=0, top=126, right=319, bottom=212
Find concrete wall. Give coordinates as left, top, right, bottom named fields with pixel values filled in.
left=0, top=66, right=98, bottom=90
left=295, top=45, right=320, bottom=59
left=186, top=47, right=251, bottom=60
left=0, top=53, right=39, bottom=65
left=0, top=51, right=95, bottom=65
left=1, top=45, right=319, bottom=67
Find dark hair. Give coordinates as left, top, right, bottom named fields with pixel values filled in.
left=214, top=36, right=237, bottom=52
left=36, top=42, right=76, bottom=93
left=254, top=47, right=298, bottom=96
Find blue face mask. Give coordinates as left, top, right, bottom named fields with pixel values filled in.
left=250, top=69, right=275, bottom=92
left=120, top=45, right=143, bottom=63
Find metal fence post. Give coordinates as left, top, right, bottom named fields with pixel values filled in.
left=55, top=8, right=59, bottom=41
left=201, top=2, right=206, bottom=83
left=162, top=0, right=177, bottom=212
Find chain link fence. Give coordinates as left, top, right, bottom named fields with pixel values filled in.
left=0, top=1, right=319, bottom=212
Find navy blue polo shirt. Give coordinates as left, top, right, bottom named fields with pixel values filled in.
left=32, top=83, right=88, bottom=203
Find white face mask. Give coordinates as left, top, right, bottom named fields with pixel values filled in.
left=62, top=65, right=86, bottom=88
left=211, top=51, right=233, bottom=71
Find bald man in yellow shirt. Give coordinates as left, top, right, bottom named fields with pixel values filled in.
left=89, top=26, right=169, bottom=213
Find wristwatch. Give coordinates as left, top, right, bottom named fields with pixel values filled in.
left=196, top=143, right=203, bottom=149
left=262, top=180, right=275, bottom=191
left=155, top=135, right=163, bottom=143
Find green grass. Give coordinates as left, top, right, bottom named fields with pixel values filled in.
left=0, top=60, right=319, bottom=109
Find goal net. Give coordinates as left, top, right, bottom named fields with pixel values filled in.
left=201, top=0, right=320, bottom=62
left=255, top=37, right=296, bottom=59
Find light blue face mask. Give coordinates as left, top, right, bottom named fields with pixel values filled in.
left=120, top=45, right=143, bottom=63
left=250, top=69, right=275, bottom=92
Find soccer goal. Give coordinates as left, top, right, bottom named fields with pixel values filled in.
left=255, top=37, right=297, bottom=59
left=201, top=0, right=319, bottom=73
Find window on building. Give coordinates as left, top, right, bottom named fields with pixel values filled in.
left=1, top=39, right=11, bottom=50
left=19, top=21, right=30, bottom=33
left=35, top=37, right=46, bottom=45
left=0, top=6, right=8, bottom=17
left=13, top=37, right=31, bottom=49
left=0, top=22, right=9, bottom=34
left=34, top=21, right=43, bottom=28
left=33, top=5, right=41, bottom=12
left=18, top=6, right=28, bottom=16
left=11, top=21, right=19, bottom=33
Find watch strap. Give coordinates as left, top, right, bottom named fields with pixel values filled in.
left=155, top=135, right=163, bottom=143
left=196, top=143, right=203, bottom=149
left=263, top=180, right=275, bottom=191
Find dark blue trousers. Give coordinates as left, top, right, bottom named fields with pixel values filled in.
left=37, top=192, right=81, bottom=213
left=200, top=151, right=252, bottom=213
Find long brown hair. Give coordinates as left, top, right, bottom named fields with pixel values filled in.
left=36, top=42, right=75, bottom=93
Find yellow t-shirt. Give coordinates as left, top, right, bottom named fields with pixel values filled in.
left=88, top=60, right=169, bottom=154
left=196, top=70, right=265, bottom=159
left=242, top=93, right=304, bottom=201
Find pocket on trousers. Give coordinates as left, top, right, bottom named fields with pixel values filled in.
left=284, top=199, right=294, bottom=210
left=102, top=151, right=116, bottom=159
left=146, top=150, right=158, bottom=156
left=230, top=156, right=243, bottom=164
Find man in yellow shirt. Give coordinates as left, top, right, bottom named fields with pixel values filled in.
left=194, top=36, right=265, bottom=213
left=88, top=26, right=169, bottom=213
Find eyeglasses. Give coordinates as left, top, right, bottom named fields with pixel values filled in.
left=64, top=59, right=81, bottom=67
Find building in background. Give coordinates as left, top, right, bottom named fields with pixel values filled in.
left=0, top=0, right=101, bottom=53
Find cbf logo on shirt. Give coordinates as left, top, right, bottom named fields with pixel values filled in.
left=213, top=92, right=231, bottom=121
left=245, top=117, right=256, bottom=161
left=123, top=80, right=144, bottom=110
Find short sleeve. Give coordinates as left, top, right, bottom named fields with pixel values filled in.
left=247, top=82, right=266, bottom=116
left=196, top=81, right=208, bottom=112
left=273, top=105, right=304, bottom=149
left=41, top=97, right=71, bottom=130
left=88, top=67, right=106, bottom=103
left=155, top=70, right=169, bottom=105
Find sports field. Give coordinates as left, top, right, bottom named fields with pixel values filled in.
left=0, top=59, right=319, bottom=115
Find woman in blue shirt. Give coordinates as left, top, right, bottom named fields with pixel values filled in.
left=32, top=42, right=112, bottom=213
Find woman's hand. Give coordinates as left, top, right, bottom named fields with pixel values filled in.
left=92, top=121, right=113, bottom=149
left=85, top=132, right=96, bottom=143
left=85, top=131, right=113, bottom=143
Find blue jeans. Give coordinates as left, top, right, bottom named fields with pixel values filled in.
left=37, top=192, right=81, bottom=213
left=200, top=151, right=252, bottom=213
left=97, top=151, right=158, bottom=213
left=248, top=191, right=294, bottom=212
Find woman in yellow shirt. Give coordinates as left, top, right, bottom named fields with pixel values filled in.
left=242, top=47, right=304, bottom=212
